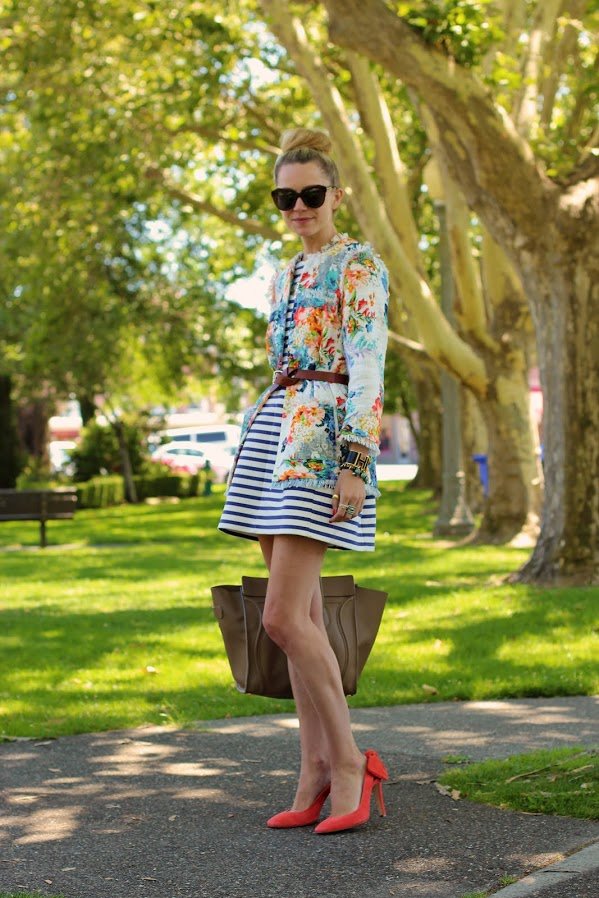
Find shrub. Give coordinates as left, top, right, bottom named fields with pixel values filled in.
left=132, top=472, right=201, bottom=500
left=69, top=417, right=155, bottom=482
left=76, top=475, right=125, bottom=508
left=16, top=464, right=62, bottom=490
left=75, top=471, right=203, bottom=508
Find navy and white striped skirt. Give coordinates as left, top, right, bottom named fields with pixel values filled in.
left=218, top=389, right=377, bottom=551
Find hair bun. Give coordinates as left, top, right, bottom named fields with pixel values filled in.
left=280, top=127, right=332, bottom=156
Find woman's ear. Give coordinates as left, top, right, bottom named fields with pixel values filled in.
left=332, top=187, right=344, bottom=211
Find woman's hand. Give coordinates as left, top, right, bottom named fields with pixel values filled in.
left=330, top=469, right=366, bottom=523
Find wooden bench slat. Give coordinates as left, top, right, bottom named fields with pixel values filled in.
left=0, top=489, right=78, bottom=546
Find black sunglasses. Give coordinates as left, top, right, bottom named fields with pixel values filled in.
left=271, top=184, right=338, bottom=211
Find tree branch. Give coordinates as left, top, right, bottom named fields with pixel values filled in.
left=511, top=0, right=561, bottom=136
left=495, top=0, right=528, bottom=61
left=563, top=47, right=599, bottom=145
left=241, top=100, right=281, bottom=143
left=258, top=0, right=488, bottom=394
left=540, top=0, right=586, bottom=128
left=166, top=123, right=280, bottom=156
left=345, top=51, right=421, bottom=268
left=145, top=165, right=282, bottom=241
left=323, top=0, right=558, bottom=253
left=422, top=110, right=495, bottom=349
left=388, top=329, right=427, bottom=356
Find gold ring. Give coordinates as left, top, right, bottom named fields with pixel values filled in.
left=332, top=493, right=340, bottom=500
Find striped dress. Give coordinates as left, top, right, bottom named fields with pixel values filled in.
left=218, top=258, right=377, bottom=551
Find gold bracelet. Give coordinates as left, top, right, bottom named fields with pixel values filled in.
left=342, top=449, right=371, bottom=473
left=339, top=462, right=369, bottom=483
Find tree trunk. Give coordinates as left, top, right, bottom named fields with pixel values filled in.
left=516, top=248, right=599, bottom=583
left=0, top=375, right=22, bottom=488
left=560, top=256, right=599, bottom=579
left=476, top=373, right=541, bottom=544
left=259, top=0, right=488, bottom=394
left=461, top=386, right=486, bottom=514
left=78, top=395, right=96, bottom=426
left=410, top=375, right=442, bottom=495
left=474, top=233, right=543, bottom=544
left=322, top=0, right=599, bottom=581
left=112, top=419, right=138, bottom=504
left=425, top=146, right=541, bottom=543
left=17, top=398, right=51, bottom=471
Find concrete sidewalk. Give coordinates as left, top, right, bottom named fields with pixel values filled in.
left=1, top=697, right=597, bottom=898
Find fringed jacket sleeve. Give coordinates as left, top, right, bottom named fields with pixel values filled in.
left=339, top=249, right=389, bottom=457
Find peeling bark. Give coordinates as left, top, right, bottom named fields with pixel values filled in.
left=346, top=51, right=421, bottom=269
left=259, top=0, right=488, bottom=394
left=476, top=371, right=541, bottom=544
left=461, top=387, right=486, bottom=514
left=474, top=233, right=543, bottom=544
left=323, top=0, right=556, bottom=250
left=322, top=0, right=598, bottom=582
left=516, top=243, right=599, bottom=582
left=425, top=137, right=541, bottom=543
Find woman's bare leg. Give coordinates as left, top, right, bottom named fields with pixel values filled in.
left=261, top=534, right=365, bottom=816
left=287, top=592, right=331, bottom=808
left=259, top=536, right=330, bottom=808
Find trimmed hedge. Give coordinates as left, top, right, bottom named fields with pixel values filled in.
left=132, top=472, right=201, bottom=501
left=75, top=476, right=125, bottom=508
left=75, top=471, right=204, bottom=508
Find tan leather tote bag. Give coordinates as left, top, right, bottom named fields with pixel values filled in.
left=211, top=574, right=387, bottom=698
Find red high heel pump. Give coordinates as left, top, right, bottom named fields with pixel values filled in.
left=267, top=784, right=331, bottom=829
left=314, top=750, right=388, bottom=835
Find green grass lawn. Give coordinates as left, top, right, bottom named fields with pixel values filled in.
left=1, top=484, right=597, bottom=739
left=440, top=747, right=598, bottom=819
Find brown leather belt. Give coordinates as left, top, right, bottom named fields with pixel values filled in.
left=273, top=367, right=349, bottom=388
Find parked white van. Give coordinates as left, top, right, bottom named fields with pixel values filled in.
left=162, top=424, right=241, bottom=455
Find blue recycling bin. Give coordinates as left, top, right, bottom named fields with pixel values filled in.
left=472, top=454, right=489, bottom=497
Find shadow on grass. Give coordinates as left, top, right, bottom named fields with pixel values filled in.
left=364, top=585, right=597, bottom=706
left=0, top=601, right=295, bottom=737
left=2, top=580, right=596, bottom=738
left=1, top=484, right=596, bottom=738
left=0, top=492, right=226, bottom=550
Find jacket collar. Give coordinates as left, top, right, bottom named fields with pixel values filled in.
left=294, top=232, right=352, bottom=266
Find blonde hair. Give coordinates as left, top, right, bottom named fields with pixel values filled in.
left=274, top=127, right=340, bottom=186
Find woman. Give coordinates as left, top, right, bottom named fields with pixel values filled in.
left=218, top=128, right=389, bottom=834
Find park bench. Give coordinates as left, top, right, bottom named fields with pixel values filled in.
left=0, top=488, right=78, bottom=548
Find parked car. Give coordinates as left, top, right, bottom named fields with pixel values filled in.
left=150, top=441, right=230, bottom=482
left=163, top=424, right=240, bottom=454
left=200, top=444, right=237, bottom=482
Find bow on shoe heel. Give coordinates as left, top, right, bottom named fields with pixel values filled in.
left=266, top=784, right=331, bottom=829
left=314, top=750, right=388, bottom=835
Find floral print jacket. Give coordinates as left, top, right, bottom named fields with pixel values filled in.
left=236, top=233, right=389, bottom=498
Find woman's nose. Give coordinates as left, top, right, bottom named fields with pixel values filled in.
left=290, top=195, right=308, bottom=210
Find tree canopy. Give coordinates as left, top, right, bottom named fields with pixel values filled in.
left=2, top=0, right=597, bottom=581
